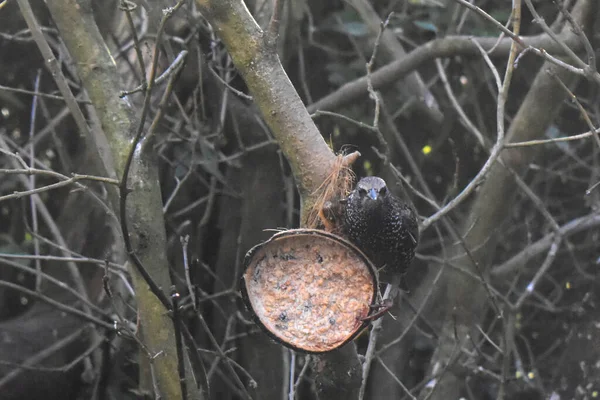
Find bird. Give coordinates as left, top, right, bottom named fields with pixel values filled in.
left=342, top=176, right=419, bottom=288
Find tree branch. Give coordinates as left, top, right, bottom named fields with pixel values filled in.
left=195, top=0, right=346, bottom=221
left=38, top=0, right=184, bottom=398
left=308, top=28, right=593, bottom=114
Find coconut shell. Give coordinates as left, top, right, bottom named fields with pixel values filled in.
left=241, top=229, right=378, bottom=353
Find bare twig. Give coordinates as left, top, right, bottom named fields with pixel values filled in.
left=119, top=0, right=148, bottom=88
left=292, top=355, right=311, bottom=397
left=193, top=309, right=253, bottom=399
left=311, top=110, right=379, bottom=133
left=504, top=128, right=600, bottom=148
left=453, top=0, right=598, bottom=82
left=513, top=236, right=562, bottom=310
left=523, top=0, right=590, bottom=76
left=551, top=72, right=600, bottom=149
left=207, top=62, right=253, bottom=101
left=170, top=287, right=188, bottom=400
left=435, top=58, right=485, bottom=146
left=0, top=83, right=91, bottom=104
left=492, top=213, right=600, bottom=276
left=143, top=50, right=189, bottom=153
left=420, top=120, right=505, bottom=231
left=15, top=0, right=93, bottom=153
left=0, top=253, right=127, bottom=272
left=120, top=50, right=188, bottom=98
left=0, top=281, right=112, bottom=329
left=288, top=350, right=295, bottom=400
left=376, top=358, right=417, bottom=400
left=553, top=0, right=596, bottom=71
left=366, top=14, right=393, bottom=131
left=0, top=167, right=119, bottom=202
left=180, top=235, right=197, bottom=311
left=0, top=256, right=106, bottom=315
left=0, top=326, right=90, bottom=390
left=359, top=283, right=394, bottom=400
left=266, top=0, right=285, bottom=47
left=27, top=71, right=42, bottom=291
left=0, top=138, right=94, bottom=321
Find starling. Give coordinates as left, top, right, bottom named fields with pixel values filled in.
left=342, top=176, right=419, bottom=283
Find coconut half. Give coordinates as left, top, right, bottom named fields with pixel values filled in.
left=241, top=229, right=378, bottom=353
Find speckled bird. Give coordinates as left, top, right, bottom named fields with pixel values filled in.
left=342, top=176, right=419, bottom=282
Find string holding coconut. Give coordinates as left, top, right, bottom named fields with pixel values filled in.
left=241, top=152, right=383, bottom=353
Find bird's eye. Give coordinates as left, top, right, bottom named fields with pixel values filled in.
left=379, top=186, right=387, bottom=195
left=358, top=188, right=367, bottom=196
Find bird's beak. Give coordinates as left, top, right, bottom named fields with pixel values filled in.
left=367, top=188, right=378, bottom=200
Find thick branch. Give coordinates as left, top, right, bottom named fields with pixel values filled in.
left=41, top=0, right=182, bottom=398
left=195, top=0, right=338, bottom=219
left=308, top=30, right=591, bottom=114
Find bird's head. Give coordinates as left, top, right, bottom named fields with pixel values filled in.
left=355, top=176, right=388, bottom=202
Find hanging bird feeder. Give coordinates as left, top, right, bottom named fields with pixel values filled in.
left=241, top=229, right=379, bottom=353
